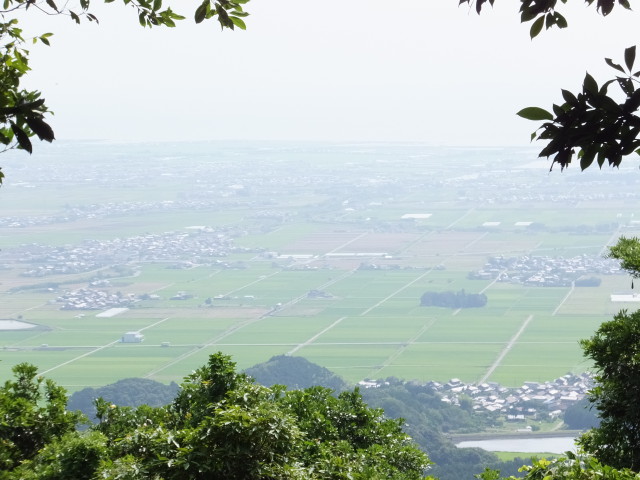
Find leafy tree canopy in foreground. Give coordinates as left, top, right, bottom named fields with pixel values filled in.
left=461, top=1, right=640, bottom=172
left=1, top=353, right=432, bottom=479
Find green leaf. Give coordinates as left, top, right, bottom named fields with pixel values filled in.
left=529, top=16, right=544, bottom=39
left=516, top=107, right=554, bottom=121
left=194, top=1, right=208, bottom=24
left=625, top=46, right=636, bottom=72
left=70, top=11, right=80, bottom=24
left=45, top=0, right=58, bottom=11
left=153, top=0, right=161, bottom=10
left=230, top=16, right=246, bottom=30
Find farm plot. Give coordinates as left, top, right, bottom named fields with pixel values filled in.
left=517, top=314, right=604, bottom=343
left=374, top=342, right=502, bottom=383
left=416, top=311, right=521, bottom=343
left=44, top=345, right=198, bottom=389
left=297, top=344, right=401, bottom=383
left=216, top=316, right=336, bottom=345
left=489, top=341, right=590, bottom=386
left=279, top=231, right=369, bottom=255
left=309, top=316, right=429, bottom=344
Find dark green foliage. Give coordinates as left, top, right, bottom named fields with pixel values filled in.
left=420, top=289, right=487, bottom=309
left=8, top=432, right=107, bottom=480
left=360, top=382, right=506, bottom=480
left=0, top=364, right=83, bottom=478
left=607, top=236, right=640, bottom=278
left=579, top=309, right=640, bottom=471
left=461, top=1, right=630, bottom=38
left=67, top=377, right=179, bottom=421
left=90, top=352, right=430, bottom=479
left=478, top=454, right=640, bottom=480
left=0, top=21, right=54, bottom=166
left=462, top=1, right=640, bottom=171
left=518, top=45, right=640, bottom=171
left=563, top=397, right=600, bottom=430
left=245, top=355, right=348, bottom=391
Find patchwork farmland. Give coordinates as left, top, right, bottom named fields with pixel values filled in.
left=1, top=142, right=640, bottom=391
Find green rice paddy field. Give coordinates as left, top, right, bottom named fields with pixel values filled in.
left=3, top=156, right=640, bottom=392
left=3, top=221, right=640, bottom=392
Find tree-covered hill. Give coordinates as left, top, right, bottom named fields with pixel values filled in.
left=67, top=378, right=180, bottom=422
left=244, top=354, right=349, bottom=391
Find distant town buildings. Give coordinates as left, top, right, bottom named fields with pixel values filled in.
left=469, top=255, right=621, bottom=287
left=359, top=373, right=593, bottom=419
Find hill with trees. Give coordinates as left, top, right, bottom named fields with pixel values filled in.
left=244, top=354, right=348, bottom=391
left=67, top=378, right=180, bottom=422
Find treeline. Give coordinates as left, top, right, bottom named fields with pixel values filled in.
left=420, top=289, right=487, bottom=309
left=62, top=355, right=528, bottom=480
left=245, top=356, right=531, bottom=479
left=1, top=355, right=429, bottom=480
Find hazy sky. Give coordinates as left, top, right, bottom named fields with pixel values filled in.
left=18, top=0, right=640, bottom=145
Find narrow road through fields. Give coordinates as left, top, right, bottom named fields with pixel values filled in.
left=552, top=282, right=575, bottom=316
left=325, top=231, right=369, bottom=255
left=478, top=314, right=534, bottom=384
left=286, top=317, right=347, bottom=356
left=360, top=270, right=433, bottom=316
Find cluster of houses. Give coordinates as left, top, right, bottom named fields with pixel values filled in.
left=360, top=372, right=593, bottom=420
left=434, top=373, right=593, bottom=417
left=8, top=228, right=263, bottom=278
left=468, top=254, right=621, bottom=287
left=56, top=288, right=133, bottom=310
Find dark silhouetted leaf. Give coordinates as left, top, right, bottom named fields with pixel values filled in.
left=605, top=58, right=625, bottom=73
left=625, top=46, right=636, bottom=72
left=583, top=73, right=598, bottom=94
left=25, top=117, right=55, bottom=142
left=561, top=89, right=578, bottom=105
left=598, top=0, right=615, bottom=15
left=10, top=123, right=32, bottom=153
left=517, top=107, right=554, bottom=121
left=529, top=16, right=544, bottom=38
left=580, top=148, right=596, bottom=170
left=555, top=12, right=567, bottom=28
